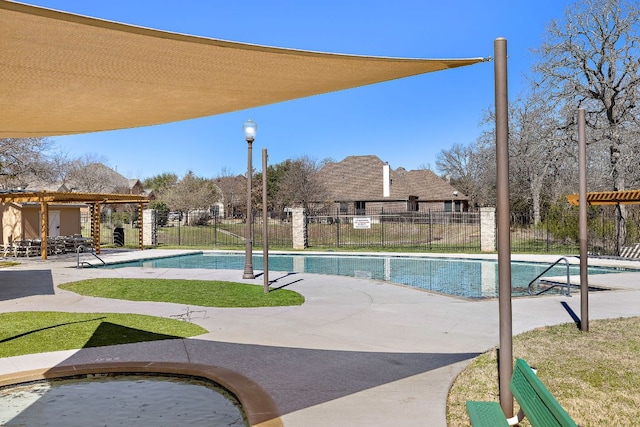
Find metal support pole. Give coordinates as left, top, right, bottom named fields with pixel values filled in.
left=495, top=37, right=513, bottom=417
left=262, top=148, right=269, bottom=293
left=243, top=137, right=255, bottom=279
left=578, top=108, right=589, bottom=331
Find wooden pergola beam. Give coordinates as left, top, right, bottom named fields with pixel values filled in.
left=567, top=189, right=640, bottom=206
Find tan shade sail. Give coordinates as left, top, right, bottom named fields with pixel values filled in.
left=0, top=1, right=486, bottom=137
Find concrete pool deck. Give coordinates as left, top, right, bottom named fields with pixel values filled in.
left=1, top=249, right=640, bottom=426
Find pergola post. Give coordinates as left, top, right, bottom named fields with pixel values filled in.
left=138, top=202, right=144, bottom=250
left=40, top=200, right=49, bottom=259
left=92, top=202, right=101, bottom=254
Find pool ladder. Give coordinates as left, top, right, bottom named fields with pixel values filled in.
left=527, top=257, right=572, bottom=297
left=76, top=245, right=105, bottom=268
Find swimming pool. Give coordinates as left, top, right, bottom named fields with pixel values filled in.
left=105, top=253, right=626, bottom=298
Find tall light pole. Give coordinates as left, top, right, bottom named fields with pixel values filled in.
left=242, top=119, right=257, bottom=279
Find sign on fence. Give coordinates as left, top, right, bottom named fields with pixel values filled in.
left=353, top=217, right=372, bottom=229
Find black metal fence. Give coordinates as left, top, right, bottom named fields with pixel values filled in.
left=82, top=205, right=640, bottom=256
left=306, top=208, right=481, bottom=251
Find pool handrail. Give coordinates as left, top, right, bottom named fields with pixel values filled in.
left=76, top=245, right=105, bottom=268
left=527, top=257, right=572, bottom=296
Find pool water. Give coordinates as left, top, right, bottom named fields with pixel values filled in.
left=106, top=253, right=626, bottom=298
left=0, top=374, right=247, bottom=426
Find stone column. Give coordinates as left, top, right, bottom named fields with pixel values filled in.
left=480, top=207, right=496, bottom=252
left=292, top=207, right=308, bottom=249
left=143, top=209, right=157, bottom=246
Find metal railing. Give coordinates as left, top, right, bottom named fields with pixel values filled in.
left=76, top=245, right=105, bottom=268
left=527, top=257, right=572, bottom=296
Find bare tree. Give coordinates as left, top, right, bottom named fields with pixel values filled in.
left=213, top=170, right=244, bottom=219
left=164, top=171, right=221, bottom=224
left=0, top=137, right=53, bottom=189
left=509, top=92, right=572, bottom=223
left=277, top=156, right=327, bottom=210
left=534, top=0, right=640, bottom=247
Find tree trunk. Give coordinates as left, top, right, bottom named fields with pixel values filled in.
left=611, top=135, right=627, bottom=253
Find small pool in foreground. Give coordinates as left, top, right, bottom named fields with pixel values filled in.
left=0, top=374, right=247, bottom=426
left=104, top=253, right=629, bottom=299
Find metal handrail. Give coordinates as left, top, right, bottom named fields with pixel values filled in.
left=527, top=257, right=572, bottom=296
left=76, top=245, right=105, bottom=268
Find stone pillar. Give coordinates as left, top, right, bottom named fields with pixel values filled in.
left=292, top=207, right=308, bottom=249
left=480, top=207, right=496, bottom=252
left=143, top=209, right=158, bottom=246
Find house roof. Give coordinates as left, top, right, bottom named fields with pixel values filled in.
left=316, top=155, right=467, bottom=202
left=394, top=169, right=466, bottom=201
left=66, top=163, right=140, bottom=193
left=0, top=1, right=485, bottom=137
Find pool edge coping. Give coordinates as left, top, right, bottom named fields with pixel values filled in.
left=0, top=361, right=283, bottom=427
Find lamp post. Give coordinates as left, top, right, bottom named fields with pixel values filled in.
left=242, top=119, right=257, bottom=279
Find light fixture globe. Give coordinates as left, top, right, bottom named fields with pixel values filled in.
left=243, top=119, right=257, bottom=141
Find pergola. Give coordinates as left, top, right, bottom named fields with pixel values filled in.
left=0, top=191, right=149, bottom=258
left=566, top=189, right=640, bottom=206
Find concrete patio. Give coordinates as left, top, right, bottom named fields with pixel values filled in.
left=1, top=249, right=640, bottom=426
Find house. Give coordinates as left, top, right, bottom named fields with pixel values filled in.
left=315, top=155, right=468, bottom=214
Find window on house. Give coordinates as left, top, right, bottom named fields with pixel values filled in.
left=339, top=202, right=348, bottom=214
left=444, top=200, right=462, bottom=212
left=407, top=196, right=418, bottom=212
left=355, top=201, right=366, bottom=214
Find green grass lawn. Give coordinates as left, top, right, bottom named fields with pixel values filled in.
left=59, top=278, right=305, bottom=307
left=0, top=311, right=207, bottom=357
left=447, top=316, right=640, bottom=426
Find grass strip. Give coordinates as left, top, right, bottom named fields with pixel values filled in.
left=0, top=311, right=207, bottom=358
left=59, top=278, right=304, bottom=307
left=447, top=316, right=640, bottom=427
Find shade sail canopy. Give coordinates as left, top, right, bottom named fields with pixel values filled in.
left=1, top=1, right=486, bottom=137
left=567, top=190, right=640, bottom=206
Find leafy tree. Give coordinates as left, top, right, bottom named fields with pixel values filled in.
left=148, top=200, right=170, bottom=226
left=143, top=172, right=178, bottom=196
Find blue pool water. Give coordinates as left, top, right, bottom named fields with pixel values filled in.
left=105, top=253, right=627, bottom=299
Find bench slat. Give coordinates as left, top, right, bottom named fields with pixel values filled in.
left=466, top=401, right=510, bottom=427
left=511, top=358, right=578, bottom=427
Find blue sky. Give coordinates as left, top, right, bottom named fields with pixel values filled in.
left=22, top=0, right=572, bottom=180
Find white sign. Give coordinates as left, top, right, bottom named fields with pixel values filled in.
left=353, top=217, right=371, bottom=229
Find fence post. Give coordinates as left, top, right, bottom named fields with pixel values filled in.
left=480, top=207, right=496, bottom=252
left=336, top=208, right=340, bottom=247
left=292, top=207, right=307, bottom=249
left=142, top=209, right=157, bottom=246
left=428, top=209, right=432, bottom=250
left=381, top=207, right=384, bottom=247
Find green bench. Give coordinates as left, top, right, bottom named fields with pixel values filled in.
left=466, top=358, right=578, bottom=427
